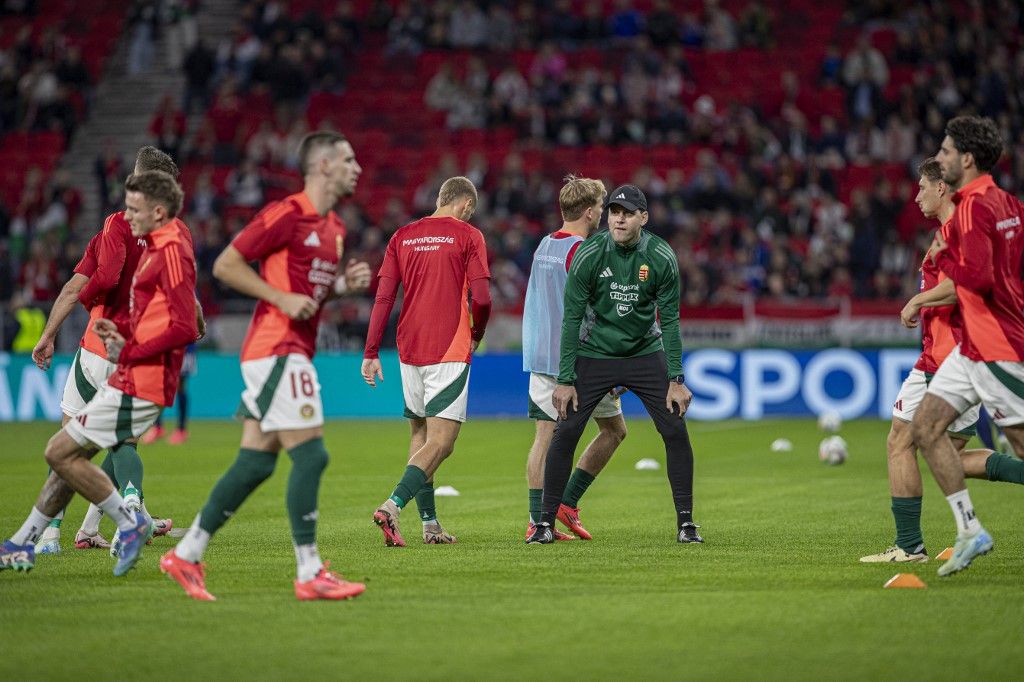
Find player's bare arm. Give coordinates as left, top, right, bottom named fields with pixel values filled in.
left=901, top=279, right=957, bottom=328
left=92, top=318, right=125, bottom=362
left=331, top=258, right=372, bottom=298
left=666, top=382, right=693, bottom=417
left=213, top=245, right=319, bottom=321
left=552, top=384, right=578, bottom=420
left=32, top=272, right=90, bottom=370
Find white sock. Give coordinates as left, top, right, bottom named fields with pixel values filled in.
left=79, top=504, right=104, bottom=535
left=141, top=500, right=151, bottom=518
left=11, top=507, right=53, bottom=545
left=293, top=542, right=323, bottom=582
left=97, top=491, right=137, bottom=532
left=946, top=489, right=982, bottom=536
left=54, top=509, right=65, bottom=521
left=174, top=515, right=211, bottom=563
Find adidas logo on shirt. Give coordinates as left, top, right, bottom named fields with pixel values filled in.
left=304, top=232, right=321, bottom=247
left=599, top=267, right=613, bottom=278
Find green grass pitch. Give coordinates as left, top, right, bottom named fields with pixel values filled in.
left=2, top=418, right=1022, bottom=679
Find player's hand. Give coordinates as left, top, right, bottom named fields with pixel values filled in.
left=195, top=298, right=207, bottom=340
left=32, top=335, right=55, bottom=370
left=926, top=232, right=948, bottom=263
left=275, top=292, right=319, bottom=321
left=92, top=318, right=119, bottom=338
left=666, top=382, right=692, bottom=417
left=552, top=384, right=578, bottom=420
left=361, top=358, right=383, bottom=387
left=343, top=259, right=372, bottom=294
left=93, top=320, right=126, bottom=364
left=900, top=300, right=921, bottom=328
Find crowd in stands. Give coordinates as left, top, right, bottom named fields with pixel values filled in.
left=2, top=0, right=1024, bottom=351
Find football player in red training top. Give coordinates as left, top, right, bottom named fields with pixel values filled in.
left=912, top=116, right=1024, bottom=577
left=163, top=131, right=372, bottom=601
left=30, top=146, right=188, bottom=556
left=2, top=171, right=198, bottom=577
left=860, top=156, right=1021, bottom=565
left=362, top=176, right=492, bottom=547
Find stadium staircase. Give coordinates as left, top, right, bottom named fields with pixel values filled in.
left=60, top=0, right=237, bottom=230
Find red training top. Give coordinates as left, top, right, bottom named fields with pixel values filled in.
left=915, top=218, right=962, bottom=374
left=232, top=192, right=346, bottom=362
left=935, top=174, right=1024, bottom=362
left=73, top=211, right=149, bottom=360
left=363, top=215, right=491, bottom=365
left=108, top=220, right=198, bottom=406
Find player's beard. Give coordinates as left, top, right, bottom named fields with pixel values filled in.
left=942, top=161, right=963, bottom=189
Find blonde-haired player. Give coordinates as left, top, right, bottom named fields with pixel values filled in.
left=522, top=175, right=627, bottom=540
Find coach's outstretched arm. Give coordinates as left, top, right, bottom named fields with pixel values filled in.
left=213, top=245, right=319, bottom=321
left=655, top=250, right=683, bottom=381
left=655, top=249, right=691, bottom=416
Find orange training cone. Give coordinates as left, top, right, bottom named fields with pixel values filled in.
left=937, top=547, right=953, bottom=561
left=884, top=573, right=927, bottom=589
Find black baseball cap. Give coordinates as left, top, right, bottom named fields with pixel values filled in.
left=605, top=184, right=648, bottom=212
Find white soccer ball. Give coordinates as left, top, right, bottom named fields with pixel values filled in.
left=817, top=411, right=843, bottom=433
left=819, top=435, right=848, bottom=466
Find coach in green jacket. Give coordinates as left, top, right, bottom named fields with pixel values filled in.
left=526, top=184, right=702, bottom=545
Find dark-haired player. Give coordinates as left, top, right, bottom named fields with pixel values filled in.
left=162, top=132, right=371, bottom=601
left=912, top=116, right=1024, bottom=576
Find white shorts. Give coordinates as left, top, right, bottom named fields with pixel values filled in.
left=238, top=354, right=324, bottom=432
left=400, top=361, right=470, bottom=422
left=64, top=383, right=161, bottom=450
left=928, top=344, right=1024, bottom=427
left=60, top=347, right=116, bottom=417
left=529, top=373, right=622, bottom=422
left=893, top=368, right=979, bottom=435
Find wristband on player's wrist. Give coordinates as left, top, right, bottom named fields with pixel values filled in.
left=333, top=276, right=348, bottom=295
left=670, top=374, right=685, bottom=384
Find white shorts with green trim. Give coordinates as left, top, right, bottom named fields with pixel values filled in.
left=64, top=384, right=161, bottom=450
left=893, top=368, right=979, bottom=435
left=528, top=373, right=622, bottom=422
left=400, top=361, right=470, bottom=422
left=238, top=353, right=324, bottom=433
left=928, top=344, right=1024, bottom=427
left=60, top=347, right=116, bottom=417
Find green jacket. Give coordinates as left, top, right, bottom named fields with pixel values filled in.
left=558, top=229, right=682, bottom=384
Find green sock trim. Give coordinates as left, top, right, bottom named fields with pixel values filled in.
left=985, top=452, right=1024, bottom=484
left=199, top=448, right=278, bottom=534
left=562, top=468, right=596, bottom=507
left=286, top=438, right=329, bottom=545
left=111, top=442, right=144, bottom=499
left=529, top=488, right=543, bottom=524
left=892, top=496, right=924, bottom=552
left=390, top=465, right=427, bottom=510
left=47, top=518, right=62, bottom=529
left=416, top=481, right=437, bottom=522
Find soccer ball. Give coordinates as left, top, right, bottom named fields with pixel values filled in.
left=818, top=436, right=848, bottom=466
left=817, top=411, right=843, bottom=433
